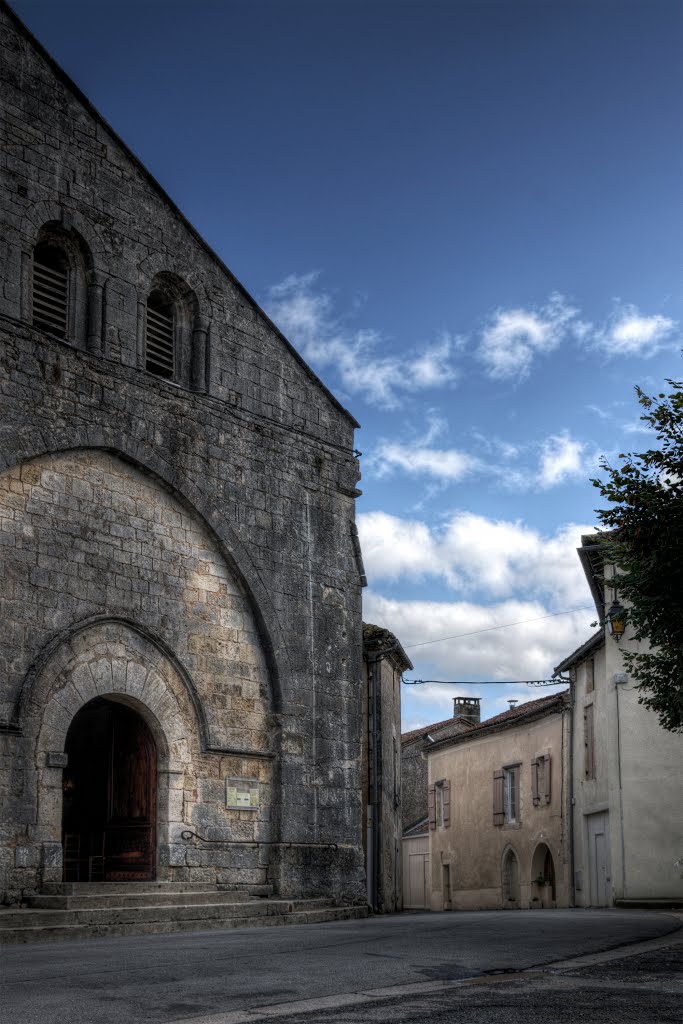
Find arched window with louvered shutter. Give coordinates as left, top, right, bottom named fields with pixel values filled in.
left=32, top=241, right=69, bottom=338
left=141, top=274, right=207, bottom=389
left=145, top=290, right=176, bottom=380
left=30, top=225, right=91, bottom=349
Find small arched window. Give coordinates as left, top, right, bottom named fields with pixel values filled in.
left=33, top=241, right=70, bottom=339
left=30, top=225, right=91, bottom=349
left=145, top=289, right=176, bottom=380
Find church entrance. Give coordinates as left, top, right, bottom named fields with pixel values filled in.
left=62, top=698, right=157, bottom=882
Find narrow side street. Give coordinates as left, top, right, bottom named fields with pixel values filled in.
left=1, top=910, right=679, bottom=1024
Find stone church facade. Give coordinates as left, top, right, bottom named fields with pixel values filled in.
left=0, top=3, right=366, bottom=906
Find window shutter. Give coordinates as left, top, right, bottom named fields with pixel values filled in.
left=543, top=755, right=552, bottom=803
left=493, top=770, right=504, bottom=826
left=428, top=784, right=436, bottom=830
left=442, top=780, right=451, bottom=828
left=584, top=705, right=595, bottom=779
left=531, top=758, right=540, bottom=806
left=146, top=295, right=175, bottom=379
left=33, top=246, right=68, bottom=338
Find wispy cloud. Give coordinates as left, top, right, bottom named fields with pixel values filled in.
left=265, top=273, right=459, bottom=409
left=477, top=295, right=678, bottom=380
left=591, top=305, right=678, bottom=357
left=537, top=431, right=597, bottom=488
left=477, top=293, right=582, bottom=381
left=268, top=275, right=679, bottom=397
left=373, top=442, right=479, bottom=481
left=369, top=417, right=598, bottom=491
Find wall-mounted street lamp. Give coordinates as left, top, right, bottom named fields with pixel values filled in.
left=606, top=598, right=627, bottom=642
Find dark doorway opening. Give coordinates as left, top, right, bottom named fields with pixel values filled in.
left=62, top=698, right=157, bottom=881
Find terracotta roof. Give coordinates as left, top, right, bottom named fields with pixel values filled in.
left=403, top=818, right=429, bottom=838
left=427, top=691, right=569, bottom=752
left=401, top=715, right=474, bottom=745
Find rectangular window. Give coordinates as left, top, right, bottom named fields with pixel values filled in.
left=584, top=704, right=595, bottom=780
left=503, top=766, right=520, bottom=823
left=585, top=659, right=594, bottom=693
left=430, top=779, right=450, bottom=830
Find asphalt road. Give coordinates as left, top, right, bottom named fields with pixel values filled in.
left=1, top=909, right=680, bottom=1024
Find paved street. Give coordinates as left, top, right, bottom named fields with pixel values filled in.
left=1, top=909, right=680, bottom=1024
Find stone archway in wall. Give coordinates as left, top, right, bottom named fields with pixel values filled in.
left=501, top=846, right=520, bottom=908
left=63, top=697, right=158, bottom=881
left=30, top=620, right=198, bottom=884
left=531, top=842, right=556, bottom=908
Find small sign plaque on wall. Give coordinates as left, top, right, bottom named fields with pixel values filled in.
left=226, top=777, right=259, bottom=810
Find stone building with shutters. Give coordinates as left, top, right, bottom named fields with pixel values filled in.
left=425, top=693, right=571, bottom=912
left=400, top=698, right=478, bottom=833
left=0, top=3, right=367, bottom=907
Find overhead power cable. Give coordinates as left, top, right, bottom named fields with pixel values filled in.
left=403, top=606, right=593, bottom=649
left=402, top=678, right=568, bottom=687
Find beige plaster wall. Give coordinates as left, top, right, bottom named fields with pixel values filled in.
left=572, top=627, right=683, bottom=905
left=427, top=708, right=570, bottom=911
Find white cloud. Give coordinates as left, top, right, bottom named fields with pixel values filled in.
left=363, top=591, right=593, bottom=683
left=368, top=418, right=597, bottom=491
left=358, top=510, right=596, bottom=607
left=373, top=441, right=479, bottom=482
left=477, top=295, right=678, bottom=380
left=538, top=431, right=592, bottom=488
left=477, top=293, right=580, bottom=381
left=265, top=273, right=459, bottom=408
left=594, top=306, right=678, bottom=357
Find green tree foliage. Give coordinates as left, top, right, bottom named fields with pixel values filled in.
left=593, top=376, right=683, bottom=733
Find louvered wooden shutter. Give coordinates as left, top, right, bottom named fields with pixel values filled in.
left=584, top=705, right=594, bottom=779
left=531, top=758, right=540, bottom=806
left=33, top=247, right=68, bottom=338
left=493, top=770, right=504, bottom=825
left=544, top=754, right=552, bottom=804
left=428, top=784, right=436, bottom=830
left=146, top=296, right=175, bottom=379
left=442, top=780, right=451, bottom=828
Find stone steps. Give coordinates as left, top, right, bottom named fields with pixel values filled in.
left=40, top=881, right=261, bottom=896
left=27, top=889, right=254, bottom=910
left=0, top=904, right=367, bottom=944
left=0, top=887, right=368, bottom=944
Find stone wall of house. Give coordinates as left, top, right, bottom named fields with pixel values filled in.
left=0, top=4, right=365, bottom=904
left=426, top=703, right=571, bottom=912
left=402, top=718, right=471, bottom=832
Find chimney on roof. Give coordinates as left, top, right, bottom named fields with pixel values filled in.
left=508, top=699, right=518, bottom=710
left=453, top=697, right=481, bottom=725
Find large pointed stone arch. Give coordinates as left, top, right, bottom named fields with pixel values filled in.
left=0, top=436, right=290, bottom=722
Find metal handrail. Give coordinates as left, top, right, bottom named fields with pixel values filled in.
left=180, top=829, right=339, bottom=850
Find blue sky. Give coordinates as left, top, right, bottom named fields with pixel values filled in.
left=13, top=0, right=683, bottom=729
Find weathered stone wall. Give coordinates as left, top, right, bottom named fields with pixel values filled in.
left=402, top=718, right=470, bottom=832
left=0, top=4, right=365, bottom=903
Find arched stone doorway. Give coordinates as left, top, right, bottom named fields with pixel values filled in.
left=63, top=697, right=157, bottom=882
left=502, top=847, right=520, bottom=907
left=531, top=842, right=556, bottom=907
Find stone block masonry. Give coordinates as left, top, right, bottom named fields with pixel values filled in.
left=0, top=3, right=365, bottom=905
